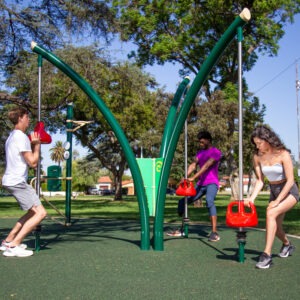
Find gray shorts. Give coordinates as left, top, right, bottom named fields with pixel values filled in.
left=3, top=182, right=42, bottom=210
left=269, top=182, right=299, bottom=203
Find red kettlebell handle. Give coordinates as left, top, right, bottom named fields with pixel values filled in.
left=226, top=201, right=258, bottom=228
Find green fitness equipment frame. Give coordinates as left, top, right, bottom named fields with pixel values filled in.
left=65, top=103, right=73, bottom=226
left=31, top=8, right=251, bottom=251
left=32, top=54, right=43, bottom=252
left=31, top=42, right=151, bottom=250
left=236, top=26, right=247, bottom=263
left=154, top=8, right=251, bottom=250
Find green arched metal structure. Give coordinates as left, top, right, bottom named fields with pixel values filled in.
left=31, top=8, right=251, bottom=251
left=159, top=76, right=190, bottom=158
left=154, top=8, right=251, bottom=250
left=31, top=42, right=150, bottom=250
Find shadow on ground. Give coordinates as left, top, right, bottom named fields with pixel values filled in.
left=1, top=218, right=300, bottom=299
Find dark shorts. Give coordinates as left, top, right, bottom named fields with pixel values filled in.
left=269, top=182, right=299, bottom=203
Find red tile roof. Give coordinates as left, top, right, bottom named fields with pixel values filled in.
left=98, top=176, right=112, bottom=183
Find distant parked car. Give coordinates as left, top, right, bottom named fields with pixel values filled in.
left=166, top=188, right=176, bottom=195
left=87, top=187, right=101, bottom=195
left=101, top=189, right=113, bottom=196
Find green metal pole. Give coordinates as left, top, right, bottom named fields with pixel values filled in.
left=237, top=231, right=247, bottom=263
left=239, top=239, right=246, bottom=263
left=33, top=225, right=42, bottom=252
left=159, top=77, right=190, bottom=158
left=36, top=55, right=43, bottom=198
left=65, top=103, right=73, bottom=226
left=154, top=8, right=251, bottom=250
left=31, top=42, right=150, bottom=250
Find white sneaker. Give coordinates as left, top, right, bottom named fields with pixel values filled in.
left=0, top=243, right=7, bottom=251
left=166, top=230, right=185, bottom=237
left=3, top=245, right=33, bottom=257
left=0, top=240, right=27, bottom=251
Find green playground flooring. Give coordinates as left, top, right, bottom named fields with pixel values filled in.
left=1, top=218, right=299, bottom=299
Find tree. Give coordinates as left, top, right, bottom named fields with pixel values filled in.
left=72, top=149, right=80, bottom=161
left=112, top=0, right=300, bottom=96
left=0, top=0, right=116, bottom=78
left=70, top=55, right=159, bottom=199
left=1, top=0, right=298, bottom=192
left=110, top=0, right=295, bottom=177
left=0, top=102, right=11, bottom=162
left=50, top=141, right=65, bottom=166
left=71, top=158, right=102, bottom=192
left=2, top=45, right=160, bottom=200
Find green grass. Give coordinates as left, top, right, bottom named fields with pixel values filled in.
left=1, top=193, right=300, bottom=235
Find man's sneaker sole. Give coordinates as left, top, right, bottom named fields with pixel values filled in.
left=0, top=243, right=27, bottom=251
left=3, top=247, right=33, bottom=257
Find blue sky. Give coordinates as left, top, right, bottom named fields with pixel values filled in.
left=41, top=13, right=300, bottom=169
left=245, top=14, right=300, bottom=162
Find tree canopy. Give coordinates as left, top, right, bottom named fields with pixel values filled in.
left=0, top=0, right=115, bottom=76
left=1, top=0, right=299, bottom=194
left=3, top=45, right=162, bottom=198
left=111, top=0, right=300, bottom=97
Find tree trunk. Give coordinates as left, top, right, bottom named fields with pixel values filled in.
left=113, top=163, right=125, bottom=201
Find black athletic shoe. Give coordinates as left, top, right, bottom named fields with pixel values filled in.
left=279, top=243, right=295, bottom=258
left=208, top=232, right=220, bottom=242
left=256, top=252, right=272, bottom=269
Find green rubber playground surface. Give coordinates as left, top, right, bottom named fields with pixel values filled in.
left=1, top=218, right=299, bottom=299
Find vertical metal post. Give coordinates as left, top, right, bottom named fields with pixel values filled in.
left=65, top=103, right=73, bottom=226
left=237, top=27, right=246, bottom=263
left=238, top=27, right=243, bottom=203
left=34, top=225, right=42, bottom=252
left=34, top=55, right=43, bottom=252
left=183, top=119, right=189, bottom=237
left=296, top=62, right=300, bottom=174
left=36, top=55, right=43, bottom=198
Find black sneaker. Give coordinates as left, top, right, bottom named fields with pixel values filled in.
left=256, top=252, right=272, bottom=269
left=208, top=232, right=220, bottom=242
left=279, top=243, right=295, bottom=258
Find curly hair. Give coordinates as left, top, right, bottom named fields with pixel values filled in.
left=250, top=125, right=289, bottom=154
left=197, top=130, right=212, bottom=142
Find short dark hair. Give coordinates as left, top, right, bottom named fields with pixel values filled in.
left=197, top=130, right=212, bottom=142
left=8, top=107, right=28, bottom=125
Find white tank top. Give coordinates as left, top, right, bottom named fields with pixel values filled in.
left=261, top=163, right=285, bottom=182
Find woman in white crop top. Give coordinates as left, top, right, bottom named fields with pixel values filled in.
left=245, top=125, right=298, bottom=269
